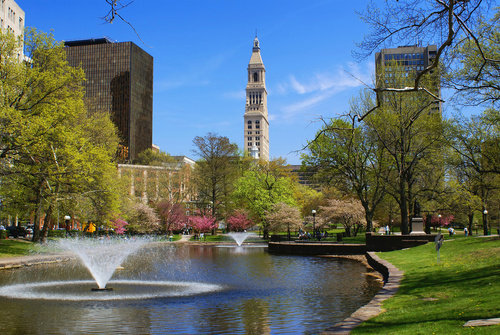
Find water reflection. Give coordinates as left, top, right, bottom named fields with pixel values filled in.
left=0, top=244, right=381, bottom=335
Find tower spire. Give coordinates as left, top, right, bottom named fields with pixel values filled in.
left=244, top=36, right=269, bottom=161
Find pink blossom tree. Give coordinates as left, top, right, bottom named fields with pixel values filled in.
left=226, top=210, right=254, bottom=232
left=156, top=199, right=187, bottom=234
left=188, top=214, right=217, bottom=234
left=111, top=217, right=128, bottom=235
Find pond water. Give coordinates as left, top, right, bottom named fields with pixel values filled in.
left=0, top=244, right=382, bottom=335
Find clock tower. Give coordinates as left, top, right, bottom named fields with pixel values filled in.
left=244, top=37, right=269, bottom=161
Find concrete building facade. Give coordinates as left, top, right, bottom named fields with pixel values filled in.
left=0, top=0, right=25, bottom=60
left=244, top=37, right=269, bottom=161
left=64, top=38, right=153, bottom=162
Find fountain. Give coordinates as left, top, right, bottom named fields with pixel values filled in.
left=0, top=237, right=222, bottom=301
left=0, top=242, right=382, bottom=333
left=227, top=232, right=253, bottom=246
left=57, top=237, right=147, bottom=290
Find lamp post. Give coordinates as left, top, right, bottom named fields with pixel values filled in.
left=438, top=214, right=441, bottom=233
left=483, top=209, right=488, bottom=236
left=312, top=210, right=316, bottom=236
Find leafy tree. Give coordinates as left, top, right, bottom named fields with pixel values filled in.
left=232, top=158, right=298, bottom=239
left=133, top=149, right=176, bottom=166
left=365, top=67, right=444, bottom=234
left=302, top=90, right=388, bottom=232
left=320, top=198, right=366, bottom=237
left=0, top=29, right=121, bottom=242
left=445, top=110, right=500, bottom=234
left=192, top=132, right=239, bottom=222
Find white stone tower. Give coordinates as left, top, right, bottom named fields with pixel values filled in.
left=244, top=37, right=269, bottom=161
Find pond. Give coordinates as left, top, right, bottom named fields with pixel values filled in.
left=0, top=243, right=382, bottom=334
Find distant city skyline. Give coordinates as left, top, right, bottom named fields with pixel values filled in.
left=18, top=1, right=463, bottom=164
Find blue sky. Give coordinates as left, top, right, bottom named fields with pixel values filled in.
left=19, top=1, right=381, bottom=164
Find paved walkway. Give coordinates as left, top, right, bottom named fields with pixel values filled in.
left=321, top=252, right=404, bottom=334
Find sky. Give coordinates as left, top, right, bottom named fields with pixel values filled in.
left=19, top=1, right=382, bottom=164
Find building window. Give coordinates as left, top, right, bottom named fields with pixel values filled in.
left=247, top=142, right=252, bottom=147
left=256, top=142, right=260, bottom=146
left=247, top=131, right=252, bottom=135
left=248, top=137, right=252, bottom=141
left=253, top=72, right=258, bottom=82
left=255, top=120, right=260, bottom=129
left=256, top=136, right=260, bottom=140
left=255, top=131, right=260, bottom=135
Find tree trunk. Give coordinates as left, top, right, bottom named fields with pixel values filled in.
left=399, top=180, right=409, bottom=235
left=40, top=204, right=53, bottom=243
left=468, top=213, right=474, bottom=235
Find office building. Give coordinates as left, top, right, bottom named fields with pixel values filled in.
left=244, top=37, right=269, bottom=161
left=65, top=38, right=153, bottom=162
left=375, top=44, right=441, bottom=112
left=0, top=0, right=25, bottom=60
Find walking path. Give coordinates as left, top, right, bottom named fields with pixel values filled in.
left=321, top=252, right=403, bottom=334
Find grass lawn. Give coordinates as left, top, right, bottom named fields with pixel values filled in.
left=0, top=239, right=35, bottom=258
left=352, top=236, right=500, bottom=334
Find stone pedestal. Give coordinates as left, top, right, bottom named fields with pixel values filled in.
left=410, top=217, right=426, bottom=235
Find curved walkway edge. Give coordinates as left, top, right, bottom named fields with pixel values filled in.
left=0, top=253, right=75, bottom=270
left=321, top=252, right=404, bottom=335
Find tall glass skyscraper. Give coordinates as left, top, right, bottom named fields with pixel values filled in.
left=65, top=38, right=153, bottom=162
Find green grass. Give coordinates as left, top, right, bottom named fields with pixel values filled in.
left=0, top=239, right=35, bottom=258
left=352, top=236, right=500, bottom=334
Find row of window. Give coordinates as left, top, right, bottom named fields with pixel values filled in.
left=247, top=120, right=261, bottom=129
left=247, top=136, right=261, bottom=141
left=384, top=59, right=425, bottom=66
left=248, top=142, right=261, bottom=147
left=247, top=131, right=260, bottom=135
left=384, top=53, right=424, bottom=61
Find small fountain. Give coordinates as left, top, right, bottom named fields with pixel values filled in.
left=227, top=232, right=253, bottom=246
left=57, top=237, right=148, bottom=290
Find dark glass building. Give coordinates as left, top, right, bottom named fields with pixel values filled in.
left=64, top=38, right=153, bottom=162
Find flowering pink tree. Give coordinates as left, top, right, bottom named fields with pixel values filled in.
left=188, top=214, right=217, bottom=234
left=111, top=218, right=128, bottom=235
left=430, top=215, right=454, bottom=227
left=226, top=210, right=254, bottom=232
left=156, top=200, right=187, bottom=234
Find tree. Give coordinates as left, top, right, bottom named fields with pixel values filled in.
left=232, top=158, right=298, bottom=239
left=445, top=110, right=500, bottom=235
left=192, top=132, right=239, bottom=222
left=0, top=29, right=121, bottom=242
left=355, top=0, right=499, bottom=120
left=125, top=202, right=159, bottom=234
left=265, top=202, right=302, bottom=239
left=111, top=217, right=128, bottom=235
left=302, top=90, right=388, bottom=232
left=320, top=198, right=366, bottom=237
left=133, top=149, right=176, bottom=166
left=226, top=210, right=254, bottom=232
left=364, top=66, right=444, bottom=235
left=156, top=199, right=186, bottom=234
left=188, top=214, right=217, bottom=234
left=447, top=8, right=500, bottom=107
